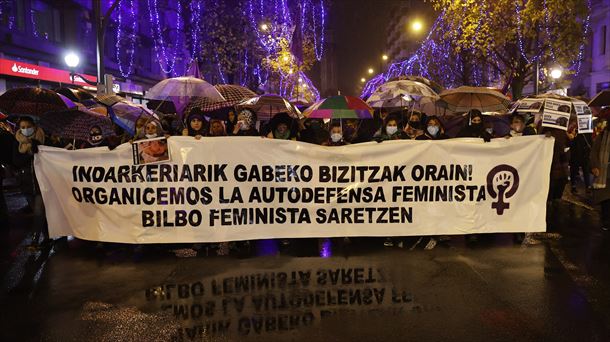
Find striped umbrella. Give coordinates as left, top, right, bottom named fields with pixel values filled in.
left=186, top=85, right=257, bottom=112
left=236, top=94, right=301, bottom=121
left=439, top=86, right=511, bottom=114
left=303, top=96, right=374, bottom=119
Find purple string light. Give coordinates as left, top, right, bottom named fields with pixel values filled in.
left=188, top=0, right=203, bottom=64
left=115, top=0, right=137, bottom=77
left=148, top=0, right=182, bottom=75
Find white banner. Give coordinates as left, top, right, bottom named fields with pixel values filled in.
left=34, top=136, right=553, bottom=243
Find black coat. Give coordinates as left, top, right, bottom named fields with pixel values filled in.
left=569, top=133, right=593, bottom=166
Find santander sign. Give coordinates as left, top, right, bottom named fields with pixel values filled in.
left=0, top=58, right=95, bottom=86
left=11, top=63, right=40, bottom=76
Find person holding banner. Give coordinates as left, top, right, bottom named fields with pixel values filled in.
left=79, top=125, right=111, bottom=149
left=457, top=109, right=492, bottom=142
left=590, top=125, right=610, bottom=231
left=416, top=116, right=449, bottom=140
left=327, top=122, right=348, bottom=146
left=182, top=112, right=208, bottom=140
left=404, top=111, right=425, bottom=140
left=14, top=116, right=49, bottom=247
left=266, top=113, right=296, bottom=140
left=232, top=110, right=259, bottom=136
left=543, top=128, right=570, bottom=203
left=135, top=120, right=165, bottom=140
left=508, top=114, right=536, bottom=137
left=375, top=116, right=407, bottom=141
left=209, top=119, right=227, bottom=137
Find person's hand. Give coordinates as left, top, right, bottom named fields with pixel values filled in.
left=182, top=128, right=188, bottom=136
left=592, top=168, right=600, bottom=177
left=30, top=139, right=39, bottom=154
left=164, top=134, right=171, bottom=139
left=233, top=121, right=243, bottom=134
left=195, top=135, right=202, bottom=140
left=505, top=135, right=511, bottom=139
left=545, top=131, right=552, bottom=138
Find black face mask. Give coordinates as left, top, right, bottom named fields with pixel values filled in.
left=409, top=120, right=421, bottom=129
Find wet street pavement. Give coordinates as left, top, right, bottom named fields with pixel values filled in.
left=1, top=188, right=610, bottom=341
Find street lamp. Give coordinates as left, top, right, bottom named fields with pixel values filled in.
left=64, top=51, right=97, bottom=86
left=368, top=68, right=374, bottom=74
left=261, top=23, right=269, bottom=31
left=64, top=52, right=80, bottom=68
left=550, top=68, right=563, bottom=80
left=411, top=20, right=423, bottom=32
left=361, top=78, right=366, bottom=83
left=382, top=55, right=388, bottom=61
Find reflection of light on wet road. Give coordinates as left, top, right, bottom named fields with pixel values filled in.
left=319, top=238, right=332, bottom=258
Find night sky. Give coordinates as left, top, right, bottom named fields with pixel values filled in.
left=329, top=0, right=433, bottom=95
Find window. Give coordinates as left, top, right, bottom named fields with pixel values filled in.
left=0, top=0, right=25, bottom=31
left=31, top=0, right=61, bottom=42
left=601, top=25, right=607, bottom=55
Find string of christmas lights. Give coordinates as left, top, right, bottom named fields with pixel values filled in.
left=115, top=0, right=137, bottom=78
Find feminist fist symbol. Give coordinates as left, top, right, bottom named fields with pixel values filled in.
left=486, top=165, right=520, bottom=215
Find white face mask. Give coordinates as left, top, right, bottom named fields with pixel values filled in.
left=21, top=127, right=34, bottom=137
left=485, top=128, right=493, bottom=134
left=145, top=134, right=157, bottom=139
left=330, top=133, right=343, bottom=142
left=427, top=125, right=440, bottom=136
left=386, top=126, right=398, bottom=135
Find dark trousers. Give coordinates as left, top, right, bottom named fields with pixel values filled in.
left=570, top=163, right=591, bottom=188
left=601, top=200, right=610, bottom=225
left=548, top=178, right=567, bottom=201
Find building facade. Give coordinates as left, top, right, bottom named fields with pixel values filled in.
left=384, top=0, right=434, bottom=68
left=570, top=0, right=610, bottom=98
left=0, top=0, right=175, bottom=102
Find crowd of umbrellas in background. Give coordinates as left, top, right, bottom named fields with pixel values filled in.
left=1, top=73, right=610, bottom=144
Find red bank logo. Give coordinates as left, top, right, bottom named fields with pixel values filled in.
left=11, top=63, right=40, bottom=76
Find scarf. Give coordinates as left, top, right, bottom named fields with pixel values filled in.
left=274, top=129, right=291, bottom=140
left=15, top=127, right=45, bottom=154
left=593, top=130, right=610, bottom=189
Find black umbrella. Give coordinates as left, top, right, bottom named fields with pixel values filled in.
left=0, top=87, right=76, bottom=116
left=589, top=90, right=610, bottom=107
left=54, top=87, right=95, bottom=103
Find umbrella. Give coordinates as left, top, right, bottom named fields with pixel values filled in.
left=145, top=76, right=225, bottom=116
left=367, top=80, right=439, bottom=109
left=0, top=87, right=76, bottom=116
left=54, top=87, right=95, bottom=103
left=388, top=75, right=444, bottom=94
left=589, top=90, right=610, bottom=107
left=38, top=108, right=114, bottom=141
left=97, top=94, right=158, bottom=136
left=236, top=94, right=301, bottom=121
left=439, top=86, right=511, bottom=113
left=184, top=84, right=257, bottom=118
left=303, top=96, right=374, bottom=119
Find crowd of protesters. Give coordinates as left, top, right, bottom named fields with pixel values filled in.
left=1, top=104, right=607, bottom=254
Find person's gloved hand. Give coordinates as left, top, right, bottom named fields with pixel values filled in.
left=30, top=139, right=40, bottom=154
